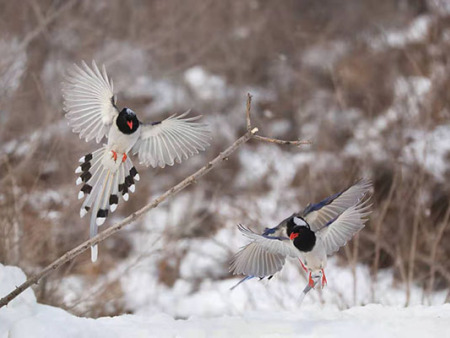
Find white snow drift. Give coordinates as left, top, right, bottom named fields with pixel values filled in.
left=1, top=264, right=450, bottom=338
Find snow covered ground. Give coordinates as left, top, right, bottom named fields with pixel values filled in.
left=1, top=263, right=450, bottom=338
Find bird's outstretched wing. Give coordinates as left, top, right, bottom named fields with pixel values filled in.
left=316, top=197, right=372, bottom=255
left=132, top=111, right=210, bottom=168
left=230, top=224, right=299, bottom=278
left=62, top=60, right=119, bottom=143
left=303, top=179, right=372, bottom=232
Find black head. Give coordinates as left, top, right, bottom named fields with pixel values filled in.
left=286, top=215, right=316, bottom=252
left=117, top=108, right=139, bottom=134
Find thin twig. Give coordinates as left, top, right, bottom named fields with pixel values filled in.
left=246, top=93, right=252, bottom=131
left=19, top=0, right=77, bottom=50
left=0, top=95, right=309, bottom=309
left=253, top=135, right=312, bottom=146
left=426, top=205, right=450, bottom=303
left=406, top=159, right=426, bottom=306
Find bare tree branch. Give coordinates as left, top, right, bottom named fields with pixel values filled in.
left=253, top=135, right=312, bottom=146
left=20, top=0, right=77, bottom=50
left=246, top=93, right=252, bottom=131
left=0, top=94, right=310, bottom=309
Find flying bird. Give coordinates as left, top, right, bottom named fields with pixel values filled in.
left=230, top=179, right=372, bottom=299
left=63, top=61, right=211, bottom=262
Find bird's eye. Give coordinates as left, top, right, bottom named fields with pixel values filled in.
left=293, top=217, right=307, bottom=226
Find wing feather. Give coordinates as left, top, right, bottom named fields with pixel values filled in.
left=230, top=241, right=286, bottom=278
left=317, top=197, right=372, bottom=255
left=230, top=223, right=302, bottom=278
left=133, top=111, right=211, bottom=168
left=237, top=224, right=299, bottom=258
left=63, top=60, right=118, bottom=143
left=304, top=179, right=372, bottom=231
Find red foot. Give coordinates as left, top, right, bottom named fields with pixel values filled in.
left=299, top=259, right=308, bottom=273
left=308, top=273, right=315, bottom=288
left=122, top=153, right=127, bottom=163
left=321, top=269, right=327, bottom=288
left=111, top=150, right=118, bottom=162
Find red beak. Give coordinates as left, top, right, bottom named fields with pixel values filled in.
left=290, top=233, right=299, bottom=240
left=127, top=121, right=133, bottom=129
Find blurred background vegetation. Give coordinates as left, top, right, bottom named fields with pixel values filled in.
left=0, top=0, right=449, bottom=317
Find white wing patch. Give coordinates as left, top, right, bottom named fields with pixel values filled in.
left=133, top=111, right=210, bottom=168
left=63, top=60, right=118, bottom=143
left=293, top=216, right=307, bottom=226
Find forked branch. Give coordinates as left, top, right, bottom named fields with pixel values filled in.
left=0, top=93, right=310, bottom=308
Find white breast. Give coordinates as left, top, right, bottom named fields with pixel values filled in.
left=107, top=121, right=141, bottom=154
left=303, top=240, right=327, bottom=271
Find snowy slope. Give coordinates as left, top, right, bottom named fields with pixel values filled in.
left=1, top=264, right=450, bottom=338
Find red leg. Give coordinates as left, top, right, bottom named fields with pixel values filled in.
left=111, top=150, right=118, bottom=162
left=122, top=153, right=127, bottom=163
left=321, top=269, right=327, bottom=287
left=299, top=259, right=308, bottom=273
left=308, top=272, right=315, bottom=288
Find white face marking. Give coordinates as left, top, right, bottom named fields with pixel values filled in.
left=293, top=216, right=307, bottom=227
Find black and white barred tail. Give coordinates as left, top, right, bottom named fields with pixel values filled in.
left=75, top=146, right=140, bottom=262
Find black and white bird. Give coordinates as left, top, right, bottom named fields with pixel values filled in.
left=230, top=179, right=372, bottom=296
left=63, top=61, right=211, bottom=262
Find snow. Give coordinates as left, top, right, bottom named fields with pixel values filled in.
left=1, top=263, right=450, bottom=338
left=125, top=75, right=190, bottom=115
left=402, top=125, right=450, bottom=181
left=369, top=16, right=432, bottom=50
left=344, top=76, right=433, bottom=162
left=184, top=66, right=228, bottom=101
left=302, top=40, right=349, bottom=69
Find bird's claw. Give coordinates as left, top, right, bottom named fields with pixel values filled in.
left=111, top=151, right=127, bottom=163
left=308, top=270, right=326, bottom=289
left=321, top=269, right=327, bottom=288
left=299, top=259, right=308, bottom=273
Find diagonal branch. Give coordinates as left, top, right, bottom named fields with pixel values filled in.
left=253, top=135, right=311, bottom=146
left=0, top=94, right=310, bottom=308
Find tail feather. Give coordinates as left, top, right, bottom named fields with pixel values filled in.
left=110, top=171, right=119, bottom=212
left=89, top=204, right=99, bottom=262
left=75, top=146, right=139, bottom=262
left=79, top=150, right=107, bottom=217
left=89, top=167, right=109, bottom=263
left=118, top=161, right=128, bottom=201
left=230, top=276, right=254, bottom=290
left=123, top=158, right=135, bottom=193
left=80, top=167, right=103, bottom=217
left=117, top=157, right=138, bottom=201
left=96, top=169, right=112, bottom=226
left=90, top=244, right=98, bottom=262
